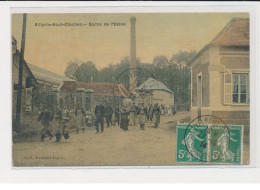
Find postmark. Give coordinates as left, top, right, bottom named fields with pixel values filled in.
left=210, top=125, right=243, bottom=164
left=176, top=115, right=243, bottom=164
left=112, top=67, right=161, bottom=104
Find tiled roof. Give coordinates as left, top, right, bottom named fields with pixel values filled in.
left=191, top=18, right=249, bottom=65
left=210, top=18, right=249, bottom=46
left=60, top=81, right=131, bottom=97
left=28, top=63, right=74, bottom=86
left=136, top=77, right=173, bottom=93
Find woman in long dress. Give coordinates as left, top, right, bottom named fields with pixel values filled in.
left=120, top=106, right=129, bottom=131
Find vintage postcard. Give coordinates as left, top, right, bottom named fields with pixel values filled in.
left=12, top=12, right=250, bottom=166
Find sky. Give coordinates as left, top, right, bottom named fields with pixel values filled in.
left=12, top=13, right=249, bottom=75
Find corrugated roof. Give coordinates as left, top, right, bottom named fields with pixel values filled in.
left=60, top=81, right=131, bottom=97
left=210, top=18, right=249, bottom=46
left=136, top=77, right=173, bottom=93
left=28, top=63, right=74, bottom=86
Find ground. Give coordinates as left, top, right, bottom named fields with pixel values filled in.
left=12, top=111, right=249, bottom=166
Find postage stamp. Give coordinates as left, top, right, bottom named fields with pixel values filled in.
left=11, top=11, right=250, bottom=166
left=176, top=124, right=208, bottom=163
left=210, top=125, right=243, bottom=164
left=176, top=115, right=243, bottom=164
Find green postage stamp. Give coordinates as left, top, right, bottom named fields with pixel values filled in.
left=177, top=123, right=243, bottom=164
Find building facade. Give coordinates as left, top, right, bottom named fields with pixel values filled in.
left=136, top=77, right=174, bottom=107
left=12, top=36, right=37, bottom=115
left=190, top=18, right=249, bottom=129
left=27, top=63, right=73, bottom=112
left=60, top=81, right=131, bottom=112
left=12, top=36, right=73, bottom=131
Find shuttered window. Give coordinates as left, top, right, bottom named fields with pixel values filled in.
left=224, top=73, right=232, bottom=104
left=224, top=73, right=249, bottom=105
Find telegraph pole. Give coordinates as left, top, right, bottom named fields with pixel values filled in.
left=15, top=13, right=27, bottom=132
left=129, top=16, right=137, bottom=94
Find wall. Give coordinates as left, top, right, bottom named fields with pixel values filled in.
left=190, top=45, right=250, bottom=125
left=152, top=90, right=174, bottom=106
left=136, top=90, right=174, bottom=107
left=191, top=48, right=210, bottom=108
left=12, top=54, right=36, bottom=116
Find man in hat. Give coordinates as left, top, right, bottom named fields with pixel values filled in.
left=95, top=103, right=105, bottom=133
left=105, top=103, right=113, bottom=128
left=114, top=105, right=120, bottom=126
left=136, top=103, right=147, bottom=130
left=37, top=104, right=53, bottom=142
left=152, top=103, right=161, bottom=128
left=129, top=102, right=137, bottom=126
left=53, top=105, right=71, bottom=142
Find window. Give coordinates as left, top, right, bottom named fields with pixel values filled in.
left=224, top=73, right=249, bottom=104
left=232, top=74, right=248, bottom=104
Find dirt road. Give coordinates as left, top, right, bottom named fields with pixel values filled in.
left=12, top=112, right=249, bottom=166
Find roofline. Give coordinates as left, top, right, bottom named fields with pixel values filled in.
left=13, top=50, right=37, bottom=84
left=190, top=44, right=211, bottom=66
left=28, top=63, right=74, bottom=82
left=209, top=18, right=237, bottom=45
left=191, top=17, right=249, bottom=66
left=211, top=17, right=249, bottom=46
left=136, top=77, right=174, bottom=93
left=136, top=88, right=174, bottom=94
left=62, top=81, right=131, bottom=97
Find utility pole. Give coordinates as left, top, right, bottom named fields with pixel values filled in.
left=15, top=13, right=27, bottom=132
left=129, top=16, right=137, bottom=94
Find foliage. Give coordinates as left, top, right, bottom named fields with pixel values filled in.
left=64, top=50, right=196, bottom=104
left=64, top=59, right=80, bottom=80
left=75, top=61, right=99, bottom=82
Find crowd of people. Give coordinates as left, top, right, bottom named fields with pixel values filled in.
left=37, top=102, right=176, bottom=142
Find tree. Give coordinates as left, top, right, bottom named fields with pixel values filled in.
left=63, top=49, right=196, bottom=106
left=75, top=61, right=99, bottom=82
left=152, top=56, right=171, bottom=86
left=170, top=50, right=196, bottom=69
left=169, top=50, right=197, bottom=104
left=153, top=55, right=169, bottom=69
left=64, top=59, right=80, bottom=79
left=99, top=64, right=115, bottom=82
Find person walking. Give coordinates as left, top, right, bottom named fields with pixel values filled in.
left=105, top=103, right=113, bottom=128
left=53, top=105, right=71, bottom=142
left=120, top=105, right=129, bottom=131
left=114, top=105, right=120, bottom=126
left=37, top=104, right=53, bottom=142
left=136, top=103, right=147, bottom=130
left=75, top=106, right=86, bottom=133
left=147, top=104, right=153, bottom=121
left=95, top=103, right=105, bottom=133
left=85, top=109, right=93, bottom=127
left=152, top=103, right=161, bottom=128
left=129, top=102, right=137, bottom=126
left=60, top=106, right=71, bottom=141
left=172, top=104, right=176, bottom=115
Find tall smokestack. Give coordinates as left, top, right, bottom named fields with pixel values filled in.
left=130, top=16, right=137, bottom=93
